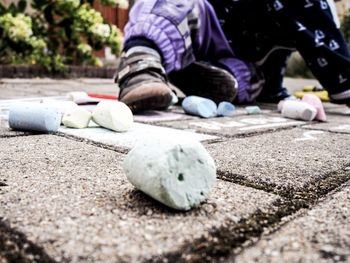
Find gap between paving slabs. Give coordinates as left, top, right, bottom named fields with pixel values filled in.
left=234, top=181, right=350, bottom=262
left=150, top=170, right=350, bottom=263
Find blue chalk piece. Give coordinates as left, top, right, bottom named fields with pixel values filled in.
left=245, top=106, right=262, bottom=115
left=182, top=96, right=217, bottom=118
left=9, top=103, right=62, bottom=133
left=217, top=101, right=236, bottom=117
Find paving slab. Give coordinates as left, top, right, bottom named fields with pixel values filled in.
left=323, top=103, right=350, bottom=115
left=206, top=128, right=350, bottom=193
left=0, top=135, right=279, bottom=262
left=58, top=123, right=218, bottom=150
left=235, top=182, right=350, bottom=263
left=303, top=114, right=350, bottom=134
left=157, top=114, right=305, bottom=137
left=133, top=109, right=197, bottom=123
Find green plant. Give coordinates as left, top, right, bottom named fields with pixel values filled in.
left=341, top=8, right=350, bottom=46
left=0, top=0, right=128, bottom=72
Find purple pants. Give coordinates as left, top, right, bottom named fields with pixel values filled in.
left=124, top=0, right=350, bottom=104
left=124, top=0, right=252, bottom=103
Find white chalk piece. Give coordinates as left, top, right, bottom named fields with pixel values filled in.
left=277, top=101, right=285, bottom=112
left=62, top=108, right=92, bottom=129
left=41, top=99, right=79, bottom=116
left=9, top=103, right=61, bottom=133
left=92, top=101, right=133, bottom=132
left=170, top=91, right=179, bottom=105
left=302, top=94, right=327, bottom=122
left=281, top=100, right=317, bottom=121
left=123, top=137, right=217, bottom=211
left=217, top=101, right=236, bottom=117
left=88, top=120, right=100, bottom=128
left=245, top=106, right=262, bottom=115
left=66, top=92, right=101, bottom=104
left=182, top=96, right=217, bottom=118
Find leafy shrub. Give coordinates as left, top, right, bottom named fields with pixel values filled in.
left=0, top=0, right=128, bottom=72
left=341, top=8, right=350, bottom=46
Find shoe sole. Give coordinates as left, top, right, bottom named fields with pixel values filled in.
left=120, top=83, right=173, bottom=113
left=169, top=62, right=238, bottom=103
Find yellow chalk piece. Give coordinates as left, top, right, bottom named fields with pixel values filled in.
left=294, top=91, right=330, bottom=102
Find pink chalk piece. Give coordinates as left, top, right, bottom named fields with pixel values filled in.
left=302, top=94, right=327, bottom=122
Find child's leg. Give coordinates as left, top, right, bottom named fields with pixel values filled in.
left=209, top=0, right=350, bottom=105
left=116, top=0, right=242, bottom=112
left=208, top=0, right=294, bottom=103
left=256, top=49, right=293, bottom=103
left=266, top=0, right=350, bottom=104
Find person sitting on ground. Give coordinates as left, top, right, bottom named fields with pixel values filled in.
left=115, top=0, right=350, bottom=112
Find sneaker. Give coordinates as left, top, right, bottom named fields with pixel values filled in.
left=115, top=52, right=173, bottom=112
left=257, top=86, right=292, bottom=103
left=168, top=62, right=238, bottom=104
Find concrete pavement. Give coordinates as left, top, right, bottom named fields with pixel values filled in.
left=0, top=78, right=349, bottom=262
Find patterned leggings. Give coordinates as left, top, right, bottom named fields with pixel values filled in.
left=209, top=0, right=350, bottom=103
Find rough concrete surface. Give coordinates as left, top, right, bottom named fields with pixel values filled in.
left=1, top=77, right=350, bottom=263
left=206, top=128, right=350, bottom=193
left=303, top=114, right=350, bottom=134
left=0, top=135, right=279, bottom=262
left=0, top=78, right=116, bottom=99
left=235, top=182, right=350, bottom=263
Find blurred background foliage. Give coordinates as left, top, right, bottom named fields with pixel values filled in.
left=0, top=0, right=128, bottom=72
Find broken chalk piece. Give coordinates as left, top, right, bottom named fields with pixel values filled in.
left=62, top=108, right=92, bottom=129
left=217, top=101, right=236, bottom=117
left=302, top=94, right=327, bottom=122
left=9, top=102, right=61, bottom=133
left=67, top=92, right=101, bottom=104
left=123, top=137, right=217, bottom=211
left=281, top=100, right=317, bottom=121
left=182, top=96, right=217, bottom=118
left=245, top=106, right=262, bottom=115
left=92, top=100, right=133, bottom=132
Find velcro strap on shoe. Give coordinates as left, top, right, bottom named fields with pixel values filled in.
left=116, top=56, right=167, bottom=85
